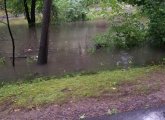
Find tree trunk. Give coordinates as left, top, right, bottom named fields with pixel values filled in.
left=23, top=0, right=31, bottom=25
left=30, top=0, right=36, bottom=26
left=4, top=0, right=15, bottom=67
left=37, top=0, right=52, bottom=65
left=23, top=0, right=36, bottom=27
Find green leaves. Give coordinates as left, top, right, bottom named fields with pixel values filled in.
left=51, top=0, right=89, bottom=23
left=90, top=0, right=165, bottom=49
left=94, top=12, right=147, bottom=49
left=144, top=0, right=165, bottom=48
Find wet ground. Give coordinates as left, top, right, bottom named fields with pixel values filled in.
left=0, top=68, right=165, bottom=120
left=0, top=19, right=165, bottom=82
left=87, top=105, right=165, bottom=120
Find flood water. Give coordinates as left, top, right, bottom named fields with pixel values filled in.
left=0, top=20, right=164, bottom=82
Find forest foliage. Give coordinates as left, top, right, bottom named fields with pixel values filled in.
left=94, top=0, right=165, bottom=49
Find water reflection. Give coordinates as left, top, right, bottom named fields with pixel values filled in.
left=116, top=51, right=133, bottom=69
left=143, top=112, right=165, bottom=120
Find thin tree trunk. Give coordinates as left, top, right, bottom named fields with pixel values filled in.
left=37, top=0, right=52, bottom=65
left=4, top=0, right=15, bottom=67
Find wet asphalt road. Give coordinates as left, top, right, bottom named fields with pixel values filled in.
left=86, top=105, right=165, bottom=120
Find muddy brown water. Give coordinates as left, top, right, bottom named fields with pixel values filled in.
left=0, top=20, right=164, bottom=82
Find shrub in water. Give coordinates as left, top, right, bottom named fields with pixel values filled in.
left=120, top=0, right=165, bottom=48
left=94, top=12, right=147, bottom=49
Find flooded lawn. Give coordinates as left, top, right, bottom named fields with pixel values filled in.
left=0, top=20, right=164, bottom=82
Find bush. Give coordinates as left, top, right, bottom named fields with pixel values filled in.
left=52, top=0, right=88, bottom=23
left=66, top=0, right=88, bottom=21
left=144, top=0, right=165, bottom=48
left=94, top=12, right=147, bottom=49
left=120, top=0, right=165, bottom=48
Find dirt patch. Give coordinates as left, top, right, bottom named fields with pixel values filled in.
left=0, top=70, right=165, bottom=120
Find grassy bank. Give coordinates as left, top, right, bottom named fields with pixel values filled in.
left=0, top=66, right=163, bottom=109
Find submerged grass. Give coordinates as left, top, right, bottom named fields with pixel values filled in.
left=0, top=66, right=161, bottom=108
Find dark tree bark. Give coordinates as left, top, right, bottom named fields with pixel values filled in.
left=23, top=0, right=31, bottom=24
left=30, top=0, right=36, bottom=26
left=23, top=0, right=36, bottom=27
left=37, top=0, right=52, bottom=65
left=4, top=0, right=15, bottom=67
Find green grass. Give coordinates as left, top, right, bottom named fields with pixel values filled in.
left=0, top=66, right=161, bottom=108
